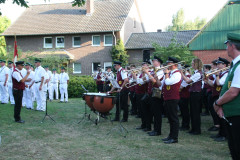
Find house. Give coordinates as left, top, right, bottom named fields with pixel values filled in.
left=125, top=30, right=199, bottom=64
left=2, top=0, right=145, bottom=75
left=188, top=1, right=240, bottom=64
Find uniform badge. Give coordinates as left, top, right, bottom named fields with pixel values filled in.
left=139, top=84, right=142, bottom=86
left=228, top=81, right=232, bottom=89
left=166, top=85, right=171, bottom=90
left=216, top=86, right=221, bottom=92
left=119, top=81, right=122, bottom=85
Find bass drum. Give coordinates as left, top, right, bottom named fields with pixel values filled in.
left=93, top=93, right=116, bottom=114
left=83, top=93, right=97, bottom=111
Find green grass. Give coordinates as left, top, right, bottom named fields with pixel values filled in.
left=0, top=99, right=231, bottom=160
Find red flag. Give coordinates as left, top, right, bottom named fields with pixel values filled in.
left=14, top=40, right=18, bottom=69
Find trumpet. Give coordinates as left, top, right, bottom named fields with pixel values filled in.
left=205, top=66, right=230, bottom=78
left=158, top=61, right=185, bottom=71
left=126, top=65, right=154, bottom=74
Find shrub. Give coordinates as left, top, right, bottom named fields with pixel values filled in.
left=68, top=75, right=97, bottom=98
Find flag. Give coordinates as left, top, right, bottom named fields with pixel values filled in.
left=14, top=37, right=18, bottom=69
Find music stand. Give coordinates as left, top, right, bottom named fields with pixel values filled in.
left=42, top=90, right=55, bottom=123
left=107, top=79, right=128, bottom=138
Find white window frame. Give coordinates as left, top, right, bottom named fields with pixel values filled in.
left=72, top=36, right=81, bottom=48
left=73, top=63, right=82, bottom=74
left=56, top=36, right=65, bottom=48
left=43, top=37, right=53, bottom=48
left=104, top=35, right=113, bottom=46
left=92, top=35, right=101, bottom=46
left=104, top=62, right=112, bottom=70
left=92, top=62, right=100, bottom=73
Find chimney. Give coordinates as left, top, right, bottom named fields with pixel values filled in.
left=86, top=0, right=94, bottom=16
left=157, top=29, right=162, bottom=32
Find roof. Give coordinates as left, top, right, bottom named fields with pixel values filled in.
left=188, top=3, right=240, bottom=50
left=3, top=0, right=134, bottom=36
left=125, top=30, right=199, bottom=49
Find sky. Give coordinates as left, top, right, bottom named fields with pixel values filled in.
left=0, top=0, right=228, bottom=32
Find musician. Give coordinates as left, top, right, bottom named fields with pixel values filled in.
left=7, top=61, right=15, bottom=105
left=104, top=66, right=114, bottom=92
left=109, top=61, right=129, bottom=122
left=134, top=61, right=150, bottom=131
left=0, top=60, right=9, bottom=104
left=206, top=57, right=229, bottom=142
left=181, top=58, right=203, bottom=135
left=202, top=64, right=211, bottom=116
left=213, top=33, right=240, bottom=160
left=143, top=56, right=164, bottom=136
left=161, top=57, right=182, bottom=144
left=94, top=65, right=104, bottom=92
left=179, top=65, right=191, bottom=131
left=128, top=64, right=137, bottom=116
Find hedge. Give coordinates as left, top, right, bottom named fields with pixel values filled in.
left=68, top=75, right=97, bottom=98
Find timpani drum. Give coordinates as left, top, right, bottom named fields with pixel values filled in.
left=93, top=93, right=116, bottom=114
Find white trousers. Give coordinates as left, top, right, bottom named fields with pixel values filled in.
left=60, top=83, right=68, bottom=102
left=50, top=83, right=58, bottom=100
left=22, top=90, right=26, bottom=107
left=32, top=84, right=36, bottom=102
left=8, top=82, right=15, bottom=104
left=35, top=83, right=46, bottom=111
left=0, top=82, right=8, bottom=103
left=25, top=87, right=34, bottom=109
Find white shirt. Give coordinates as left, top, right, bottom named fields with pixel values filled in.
left=117, top=67, right=128, bottom=80
left=165, top=69, right=182, bottom=85
left=230, top=55, right=240, bottom=88
left=181, top=72, right=190, bottom=88
left=34, top=66, right=46, bottom=82
left=12, top=68, right=23, bottom=82
left=51, top=73, right=59, bottom=83
left=190, top=70, right=201, bottom=82
left=0, top=66, right=9, bottom=82
left=219, top=71, right=228, bottom=86
left=21, top=68, right=27, bottom=77
left=8, top=67, right=14, bottom=83
left=106, top=71, right=114, bottom=80
left=59, top=72, right=69, bottom=84
left=25, top=70, right=34, bottom=85
left=46, top=70, right=52, bottom=80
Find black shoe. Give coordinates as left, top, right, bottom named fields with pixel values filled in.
left=149, top=131, right=161, bottom=136
left=58, top=101, right=64, bottom=103
left=121, top=119, right=128, bottom=122
left=164, top=139, right=178, bottom=144
left=187, top=130, right=194, bottom=134
left=180, top=127, right=190, bottom=131
left=112, top=118, right=120, bottom=122
left=135, top=115, right=141, bottom=118
left=208, top=126, right=219, bottom=131
left=136, top=126, right=144, bottom=130
left=15, top=120, right=25, bottom=123
left=210, top=134, right=221, bottom=139
left=148, top=130, right=156, bottom=135
left=189, top=131, right=201, bottom=135
left=143, top=128, right=151, bottom=132
left=214, top=136, right=226, bottom=142
left=201, top=112, right=209, bottom=116
left=162, top=136, right=171, bottom=141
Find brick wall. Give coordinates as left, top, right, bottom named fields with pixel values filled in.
left=127, top=49, right=154, bottom=64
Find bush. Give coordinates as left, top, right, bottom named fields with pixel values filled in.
left=68, top=75, right=97, bottom=98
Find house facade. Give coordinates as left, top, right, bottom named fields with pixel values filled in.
left=188, top=1, right=240, bottom=64
left=3, top=0, right=145, bottom=75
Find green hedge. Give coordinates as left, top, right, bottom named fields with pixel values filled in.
left=68, top=75, right=97, bottom=98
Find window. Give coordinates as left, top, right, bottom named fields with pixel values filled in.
left=92, top=35, right=101, bottom=46
left=92, top=62, right=100, bottom=73
left=56, top=37, right=65, bottom=48
left=73, top=63, right=81, bottom=74
left=104, top=62, right=112, bottom=70
left=143, top=50, right=150, bottom=62
left=133, top=18, right=137, bottom=28
left=104, top=35, right=113, bottom=46
left=72, top=36, right=81, bottom=47
left=44, top=37, right=53, bottom=48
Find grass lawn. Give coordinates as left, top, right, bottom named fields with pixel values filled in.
left=0, top=98, right=231, bottom=160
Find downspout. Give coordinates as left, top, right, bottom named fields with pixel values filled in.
left=112, top=31, right=116, bottom=45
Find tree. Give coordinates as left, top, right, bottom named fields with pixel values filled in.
left=0, top=16, right=11, bottom=58
left=0, top=0, right=86, bottom=15
left=152, top=36, right=195, bottom=65
left=110, top=39, right=129, bottom=67
left=166, top=8, right=207, bottom=31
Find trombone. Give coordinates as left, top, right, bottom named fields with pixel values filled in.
left=205, top=66, right=230, bottom=78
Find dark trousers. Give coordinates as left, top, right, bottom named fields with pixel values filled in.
left=142, top=94, right=152, bottom=129
left=226, top=116, right=240, bottom=160
left=179, top=97, right=190, bottom=128
left=13, top=89, right=23, bottom=121
left=202, top=88, right=210, bottom=114
left=104, top=83, right=111, bottom=92
left=165, top=100, right=179, bottom=139
left=97, top=84, right=104, bottom=92
left=135, top=93, right=145, bottom=127
left=129, top=91, right=137, bottom=115
left=209, top=96, right=220, bottom=126
left=115, top=90, right=129, bottom=120
left=151, top=97, right=163, bottom=133
left=190, top=92, right=201, bottom=133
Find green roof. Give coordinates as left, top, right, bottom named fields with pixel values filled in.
left=188, top=3, right=240, bottom=50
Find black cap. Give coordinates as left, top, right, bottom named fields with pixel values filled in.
left=142, top=60, right=151, bottom=65
left=224, top=32, right=240, bottom=44
left=52, top=68, right=57, bottom=71
left=61, top=66, right=65, bottom=70
left=217, top=57, right=230, bottom=65
left=106, top=66, right=112, bottom=69
left=25, top=62, right=31, bottom=66
left=43, top=65, right=49, bottom=68
left=15, top=61, right=25, bottom=66
left=113, top=61, right=122, bottom=65
left=35, top=58, right=41, bottom=63
left=166, top=57, right=180, bottom=63
left=1, top=60, right=6, bottom=63
left=184, top=64, right=190, bottom=68
left=8, top=61, right=13, bottom=64
left=211, top=60, right=218, bottom=65
left=152, top=56, right=163, bottom=64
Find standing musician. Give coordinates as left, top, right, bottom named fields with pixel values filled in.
left=7, top=61, right=15, bottom=105
left=161, top=57, right=182, bottom=144
left=94, top=65, right=104, bottom=92
left=128, top=64, right=137, bottom=116
left=0, top=60, right=9, bottom=104
left=214, top=33, right=240, bottom=160
left=143, top=56, right=164, bottom=136
left=181, top=58, right=203, bottom=135
left=179, top=65, right=191, bottom=131
left=109, top=61, right=129, bottom=122
left=104, top=66, right=114, bottom=92
left=202, top=64, right=212, bottom=116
